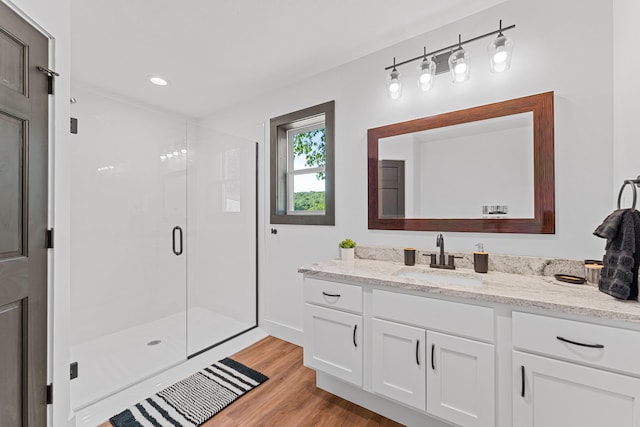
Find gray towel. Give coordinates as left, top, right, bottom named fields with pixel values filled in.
left=593, top=209, right=640, bottom=300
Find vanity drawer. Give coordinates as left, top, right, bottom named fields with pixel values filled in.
left=513, top=311, right=640, bottom=376
left=372, top=289, right=494, bottom=342
left=304, top=278, right=362, bottom=314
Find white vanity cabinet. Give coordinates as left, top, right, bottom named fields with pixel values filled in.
left=372, top=289, right=496, bottom=427
left=427, top=331, right=495, bottom=427
left=371, top=318, right=426, bottom=410
left=512, top=312, right=640, bottom=427
left=303, top=278, right=363, bottom=387
left=301, top=261, right=640, bottom=427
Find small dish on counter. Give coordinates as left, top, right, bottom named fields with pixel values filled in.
left=554, top=274, right=587, bottom=285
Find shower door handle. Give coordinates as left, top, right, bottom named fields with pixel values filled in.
left=172, top=226, right=183, bottom=255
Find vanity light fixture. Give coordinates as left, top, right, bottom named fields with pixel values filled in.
left=417, top=47, right=436, bottom=91
left=386, top=57, right=402, bottom=99
left=384, top=20, right=515, bottom=98
left=487, top=20, right=514, bottom=73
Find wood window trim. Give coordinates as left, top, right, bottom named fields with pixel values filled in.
left=270, top=101, right=335, bottom=225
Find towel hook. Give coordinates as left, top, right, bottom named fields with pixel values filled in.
left=617, top=176, right=640, bottom=209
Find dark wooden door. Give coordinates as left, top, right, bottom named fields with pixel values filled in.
left=378, top=160, right=405, bottom=218
left=0, top=3, right=49, bottom=426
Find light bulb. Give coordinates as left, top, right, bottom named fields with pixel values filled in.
left=493, top=50, right=508, bottom=64
left=417, top=56, right=436, bottom=92
left=488, top=33, right=513, bottom=73
left=386, top=68, right=402, bottom=99
left=448, top=47, right=470, bottom=84
left=454, top=62, right=467, bottom=75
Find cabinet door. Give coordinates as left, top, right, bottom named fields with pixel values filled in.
left=303, top=303, right=363, bottom=386
left=427, top=331, right=495, bottom=427
left=372, top=318, right=426, bottom=411
left=513, top=351, right=640, bottom=427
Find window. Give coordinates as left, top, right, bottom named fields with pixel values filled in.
left=270, top=101, right=335, bottom=225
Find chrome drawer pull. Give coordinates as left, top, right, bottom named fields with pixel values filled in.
left=322, top=291, right=341, bottom=298
left=556, top=336, right=604, bottom=349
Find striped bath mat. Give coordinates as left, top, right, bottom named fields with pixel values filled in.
left=109, top=358, right=268, bottom=427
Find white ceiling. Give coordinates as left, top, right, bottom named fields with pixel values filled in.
left=71, top=0, right=506, bottom=118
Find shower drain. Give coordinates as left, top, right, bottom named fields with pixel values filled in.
left=147, top=340, right=162, bottom=346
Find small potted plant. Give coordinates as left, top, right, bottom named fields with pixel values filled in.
left=338, top=238, right=356, bottom=261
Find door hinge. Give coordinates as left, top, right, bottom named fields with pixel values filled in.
left=36, top=66, right=59, bottom=95
left=70, top=361, right=78, bottom=380
left=46, top=228, right=54, bottom=249
left=46, top=384, right=53, bottom=405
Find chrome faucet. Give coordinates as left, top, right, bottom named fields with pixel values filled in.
left=430, top=233, right=456, bottom=270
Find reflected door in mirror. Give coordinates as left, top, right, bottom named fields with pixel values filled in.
left=379, top=160, right=405, bottom=218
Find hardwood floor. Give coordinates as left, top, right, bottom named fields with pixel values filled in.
left=205, top=336, right=403, bottom=426
left=101, top=336, right=403, bottom=427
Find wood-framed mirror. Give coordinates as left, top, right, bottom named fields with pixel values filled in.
left=367, top=91, right=555, bottom=233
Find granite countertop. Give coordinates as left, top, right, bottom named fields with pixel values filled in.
left=298, top=258, right=640, bottom=323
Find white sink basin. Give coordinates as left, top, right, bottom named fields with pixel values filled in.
left=394, top=268, right=483, bottom=287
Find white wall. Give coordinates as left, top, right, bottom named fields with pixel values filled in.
left=416, top=121, right=533, bottom=218
left=201, top=0, right=616, bottom=344
left=613, top=0, right=640, bottom=206
left=1, top=0, right=72, bottom=426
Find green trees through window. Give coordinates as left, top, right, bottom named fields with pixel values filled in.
left=292, top=129, right=326, bottom=211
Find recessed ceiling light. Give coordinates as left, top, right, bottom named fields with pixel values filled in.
left=149, top=76, right=168, bottom=86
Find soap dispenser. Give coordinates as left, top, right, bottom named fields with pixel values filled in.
left=474, top=243, right=489, bottom=273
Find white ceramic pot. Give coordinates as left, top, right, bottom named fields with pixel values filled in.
left=339, top=247, right=355, bottom=261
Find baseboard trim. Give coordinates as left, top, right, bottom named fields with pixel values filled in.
left=261, top=318, right=303, bottom=346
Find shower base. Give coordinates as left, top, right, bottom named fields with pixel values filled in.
left=70, top=307, right=254, bottom=411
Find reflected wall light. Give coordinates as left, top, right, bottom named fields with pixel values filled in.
left=384, top=20, right=515, bottom=99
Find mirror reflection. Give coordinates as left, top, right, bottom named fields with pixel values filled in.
left=367, top=91, right=555, bottom=234
left=378, top=112, right=534, bottom=219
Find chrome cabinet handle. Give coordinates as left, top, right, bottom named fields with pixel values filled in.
left=556, top=336, right=604, bottom=349
left=172, top=226, right=183, bottom=255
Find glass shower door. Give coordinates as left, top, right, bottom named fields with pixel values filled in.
left=69, top=86, right=188, bottom=409
left=186, top=124, right=257, bottom=356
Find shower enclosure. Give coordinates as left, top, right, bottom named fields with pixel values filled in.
left=69, top=86, right=257, bottom=409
